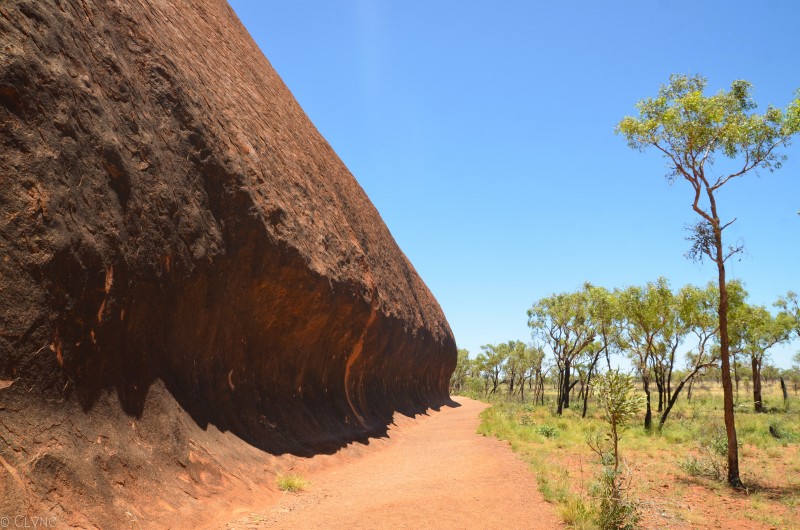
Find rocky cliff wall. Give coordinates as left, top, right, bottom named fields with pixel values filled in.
left=0, top=0, right=456, bottom=524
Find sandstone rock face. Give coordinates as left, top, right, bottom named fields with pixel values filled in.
left=0, top=0, right=456, bottom=525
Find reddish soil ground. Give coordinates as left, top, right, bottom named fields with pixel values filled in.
left=226, top=397, right=563, bottom=529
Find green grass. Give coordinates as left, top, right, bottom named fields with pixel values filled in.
left=276, top=473, right=309, bottom=492
left=478, top=403, right=600, bottom=528
left=472, top=381, right=800, bottom=528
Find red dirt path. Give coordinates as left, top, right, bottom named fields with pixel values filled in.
left=226, top=397, right=563, bottom=529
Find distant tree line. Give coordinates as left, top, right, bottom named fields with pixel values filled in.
left=450, top=341, right=545, bottom=403
left=451, top=278, right=799, bottom=431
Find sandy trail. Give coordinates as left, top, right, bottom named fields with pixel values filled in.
left=226, top=397, right=563, bottom=529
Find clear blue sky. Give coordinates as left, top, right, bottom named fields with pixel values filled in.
left=227, top=1, right=800, bottom=367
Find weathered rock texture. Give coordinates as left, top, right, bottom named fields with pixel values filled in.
left=0, top=0, right=456, bottom=526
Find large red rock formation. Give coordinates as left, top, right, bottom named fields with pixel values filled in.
left=0, top=0, right=456, bottom=526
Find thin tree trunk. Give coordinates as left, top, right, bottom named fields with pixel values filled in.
left=643, top=377, right=652, bottom=430
left=752, top=357, right=763, bottom=413
left=780, top=377, right=788, bottom=408
left=539, top=374, right=545, bottom=405
left=582, top=368, right=593, bottom=418
left=655, top=377, right=664, bottom=413
left=611, top=419, right=620, bottom=499
left=659, top=378, right=688, bottom=429
left=667, top=352, right=674, bottom=399
left=659, top=364, right=710, bottom=429
left=556, top=368, right=565, bottom=414
left=561, top=362, right=571, bottom=412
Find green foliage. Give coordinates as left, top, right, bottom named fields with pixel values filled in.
left=528, top=286, right=597, bottom=414
left=591, top=469, right=640, bottom=530
left=775, top=292, right=800, bottom=337
left=590, top=370, right=643, bottom=530
left=452, top=340, right=544, bottom=402
left=728, top=297, right=795, bottom=412
left=617, top=278, right=673, bottom=364
left=676, top=282, right=722, bottom=371
left=276, top=473, right=309, bottom=492
left=616, top=74, right=800, bottom=183
left=737, top=305, right=795, bottom=362
left=450, top=348, right=470, bottom=391
left=527, top=290, right=595, bottom=363
left=537, top=424, right=559, bottom=438
left=594, top=370, right=644, bottom=432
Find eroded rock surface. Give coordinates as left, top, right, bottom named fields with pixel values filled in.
left=0, top=0, right=456, bottom=526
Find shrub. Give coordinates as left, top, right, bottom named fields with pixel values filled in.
left=588, top=370, right=643, bottom=530
left=537, top=425, right=559, bottom=438
left=678, top=425, right=732, bottom=481
left=591, top=468, right=640, bottom=530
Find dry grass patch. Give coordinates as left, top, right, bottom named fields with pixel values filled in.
left=476, top=382, right=800, bottom=529
left=276, top=473, right=309, bottom=492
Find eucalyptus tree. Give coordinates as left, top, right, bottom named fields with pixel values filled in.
left=503, top=340, right=531, bottom=397
left=652, top=283, right=690, bottom=412
left=450, top=348, right=470, bottom=393
left=738, top=305, right=795, bottom=412
left=618, top=278, right=673, bottom=430
left=518, top=343, right=545, bottom=402
left=479, top=343, right=509, bottom=394
left=775, top=292, right=800, bottom=337
left=658, top=283, right=720, bottom=428
left=582, top=284, right=623, bottom=417
left=528, top=287, right=596, bottom=414
left=472, top=352, right=490, bottom=395
left=534, top=361, right=556, bottom=405
left=616, top=74, right=800, bottom=487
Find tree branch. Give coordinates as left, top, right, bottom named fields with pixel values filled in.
left=711, top=139, right=785, bottom=191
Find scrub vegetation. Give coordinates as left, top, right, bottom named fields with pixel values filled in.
left=452, top=74, right=800, bottom=527
left=466, top=380, right=800, bottom=528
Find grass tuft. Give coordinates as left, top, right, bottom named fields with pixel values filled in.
left=276, top=473, right=309, bottom=492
